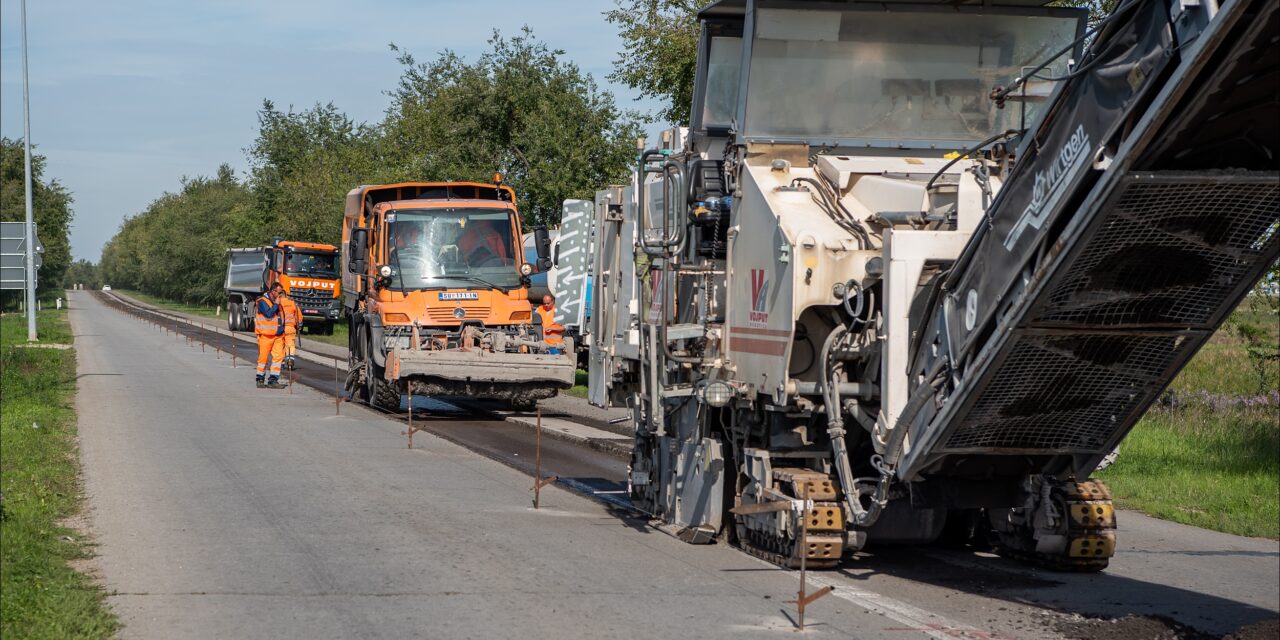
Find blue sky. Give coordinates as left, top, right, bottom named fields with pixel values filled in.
left=0, top=0, right=663, bottom=261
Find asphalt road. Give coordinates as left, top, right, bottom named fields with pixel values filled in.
left=70, top=291, right=1279, bottom=639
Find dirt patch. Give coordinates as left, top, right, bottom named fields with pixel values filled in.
left=1224, top=618, right=1280, bottom=640
left=1054, top=614, right=1215, bottom=640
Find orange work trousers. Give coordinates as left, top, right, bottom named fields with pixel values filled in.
left=256, top=335, right=284, bottom=379
left=284, top=332, right=298, bottom=358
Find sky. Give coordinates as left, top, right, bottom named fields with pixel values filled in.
left=0, top=0, right=664, bottom=261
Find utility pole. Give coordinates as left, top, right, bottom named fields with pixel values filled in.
left=21, top=0, right=38, bottom=341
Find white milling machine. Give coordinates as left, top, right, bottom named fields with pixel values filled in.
left=576, top=0, right=1279, bottom=570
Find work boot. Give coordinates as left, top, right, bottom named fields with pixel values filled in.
left=266, top=378, right=287, bottom=390
left=256, top=377, right=266, bottom=388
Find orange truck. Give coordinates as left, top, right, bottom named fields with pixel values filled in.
left=225, top=239, right=342, bottom=335
left=341, top=180, right=574, bottom=410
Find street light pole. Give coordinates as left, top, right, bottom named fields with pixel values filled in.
left=20, top=0, right=38, bottom=342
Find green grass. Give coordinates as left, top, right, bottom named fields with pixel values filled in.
left=118, top=289, right=220, bottom=320
left=0, top=309, right=118, bottom=638
left=302, top=321, right=349, bottom=347
left=565, top=369, right=589, bottom=399
left=1099, top=298, right=1280, bottom=539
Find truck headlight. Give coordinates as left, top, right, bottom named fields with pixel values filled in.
left=379, top=265, right=393, bottom=278
left=703, top=381, right=733, bottom=408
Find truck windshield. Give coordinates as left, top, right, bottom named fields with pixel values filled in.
left=742, top=8, right=1080, bottom=145
left=386, top=208, right=521, bottom=291
left=285, top=251, right=337, bottom=278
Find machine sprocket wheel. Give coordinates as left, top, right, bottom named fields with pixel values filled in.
left=993, top=478, right=1117, bottom=573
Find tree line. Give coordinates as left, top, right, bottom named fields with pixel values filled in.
left=0, top=138, right=74, bottom=307
left=99, top=30, right=642, bottom=306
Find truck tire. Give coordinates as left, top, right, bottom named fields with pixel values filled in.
left=356, top=322, right=400, bottom=411
left=227, top=303, right=238, bottom=332
left=368, top=370, right=401, bottom=412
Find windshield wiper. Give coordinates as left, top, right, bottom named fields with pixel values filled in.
left=424, top=275, right=508, bottom=290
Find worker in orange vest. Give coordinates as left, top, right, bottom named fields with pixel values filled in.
left=280, top=291, right=302, bottom=370
left=255, top=282, right=287, bottom=389
left=535, top=294, right=565, bottom=355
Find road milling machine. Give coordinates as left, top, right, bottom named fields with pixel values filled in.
left=342, top=181, right=575, bottom=410
left=581, top=0, right=1279, bottom=570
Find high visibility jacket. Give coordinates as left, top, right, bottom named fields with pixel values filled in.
left=280, top=296, right=302, bottom=335
left=535, top=305, right=564, bottom=345
left=255, top=296, right=285, bottom=337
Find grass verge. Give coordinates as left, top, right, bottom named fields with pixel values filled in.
left=565, top=369, right=589, bottom=398
left=1099, top=299, right=1279, bottom=539
left=0, top=307, right=118, bottom=638
left=118, top=289, right=220, bottom=320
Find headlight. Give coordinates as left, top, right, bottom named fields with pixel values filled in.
left=379, top=265, right=393, bottom=278
left=703, top=380, right=734, bottom=408
left=520, top=262, right=534, bottom=276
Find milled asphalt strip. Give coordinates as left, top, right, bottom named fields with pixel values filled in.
left=103, top=292, right=634, bottom=455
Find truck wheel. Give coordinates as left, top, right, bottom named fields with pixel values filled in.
left=367, top=363, right=401, bottom=411
left=320, top=322, right=335, bottom=336
left=227, top=303, right=238, bottom=332
left=359, top=324, right=400, bottom=411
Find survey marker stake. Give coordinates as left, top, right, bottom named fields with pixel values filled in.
left=531, top=407, right=558, bottom=509
left=333, top=357, right=340, bottom=415
left=785, top=486, right=833, bottom=631
left=402, top=387, right=423, bottom=449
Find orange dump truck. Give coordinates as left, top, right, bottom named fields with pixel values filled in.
left=225, top=239, right=341, bottom=335
left=341, top=181, right=574, bottom=410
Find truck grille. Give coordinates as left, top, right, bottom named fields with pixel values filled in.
left=426, top=305, right=487, bottom=323
left=288, top=288, right=334, bottom=311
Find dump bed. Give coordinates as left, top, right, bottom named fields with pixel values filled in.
left=225, top=248, right=268, bottom=295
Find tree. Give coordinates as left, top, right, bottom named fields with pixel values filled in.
left=384, top=29, right=641, bottom=227
left=0, top=138, right=74, bottom=295
left=63, top=259, right=100, bottom=290
left=100, top=164, right=255, bottom=305
left=247, top=101, right=385, bottom=245
left=605, top=1, right=707, bottom=126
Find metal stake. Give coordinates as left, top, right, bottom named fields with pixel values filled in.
left=402, top=386, right=421, bottom=448
left=786, top=485, right=833, bottom=631
left=333, top=357, right=340, bottom=415
left=531, top=407, right=558, bottom=508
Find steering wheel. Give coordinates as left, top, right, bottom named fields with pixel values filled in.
left=395, top=255, right=431, bottom=282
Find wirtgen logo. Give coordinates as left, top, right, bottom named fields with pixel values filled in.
left=749, top=268, right=769, bottom=325
left=1004, top=124, right=1090, bottom=251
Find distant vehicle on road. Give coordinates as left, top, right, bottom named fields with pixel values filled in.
left=101, top=284, right=112, bottom=291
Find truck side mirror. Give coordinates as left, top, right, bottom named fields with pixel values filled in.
left=533, top=227, right=552, bottom=271
left=348, top=228, right=368, bottom=273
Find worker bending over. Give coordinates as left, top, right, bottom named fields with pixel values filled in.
left=255, top=282, right=288, bottom=389
left=535, top=294, right=565, bottom=355
left=280, top=291, right=302, bottom=370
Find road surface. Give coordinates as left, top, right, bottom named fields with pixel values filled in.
left=70, top=291, right=1279, bottom=639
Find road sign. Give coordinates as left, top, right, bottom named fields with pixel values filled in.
left=0, top=221, right=43, bottom=290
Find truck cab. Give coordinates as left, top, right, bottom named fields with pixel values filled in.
left=342, top=181, right=574, bottom=410
left=268, top=240, right=342, bottom=334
